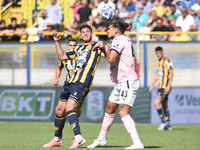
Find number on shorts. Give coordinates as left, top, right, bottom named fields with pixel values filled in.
left=121, top=90, right=128, bottom=100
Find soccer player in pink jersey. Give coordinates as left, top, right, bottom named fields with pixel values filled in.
left=87, top=21, right=144, bottom=149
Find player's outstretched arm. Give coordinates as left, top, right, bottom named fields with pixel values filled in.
left=149, top=71, right=158, bottom=93
left=54, top=66, right=62, bottom=86
left=53, top=32, right=68, bottom=61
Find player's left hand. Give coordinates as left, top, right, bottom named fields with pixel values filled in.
left=164, top=86, right=170, bottom=95
left=53, top=32, right=61, bottom=42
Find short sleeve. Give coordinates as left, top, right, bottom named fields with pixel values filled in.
left=110, top=37, right=124, bottom=54
left=59, top=61, right=64, bottom=68
left=132, top=16, right=137, bottom=25
left=66, top=47, right=78, bottom=60
left=166, top=59, right=173, bottom=70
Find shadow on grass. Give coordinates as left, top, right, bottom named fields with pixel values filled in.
left=145, top=146, right=162, bottom=148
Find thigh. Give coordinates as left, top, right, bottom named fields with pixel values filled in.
left=69, top=83, right=89, bottom=107
left=59, top=84, right=71, bottom=102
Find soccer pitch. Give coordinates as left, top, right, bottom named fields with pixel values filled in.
left=0, top=122, right=200, bottom=150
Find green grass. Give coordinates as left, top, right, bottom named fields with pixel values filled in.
left=0, top=122, right=200, bottom=150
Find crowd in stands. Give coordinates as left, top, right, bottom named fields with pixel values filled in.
left=1, top=0, right=200, bottom=42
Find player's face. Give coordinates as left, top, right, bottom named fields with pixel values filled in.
left=67, top=41, right=77, bottom=51
left=107, top=25, right=115, bottom=39
left=80, top=27, right=93, bottom=42
left=156, top=50, right=163, bottom=59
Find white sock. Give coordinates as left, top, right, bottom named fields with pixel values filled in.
left=121, top=114, right=143, bottom=145
left=75, top=134, right=82, bottom=139
left=54, top=136, right=61, bottom=142
left=97, top=134, right=106, bottom=141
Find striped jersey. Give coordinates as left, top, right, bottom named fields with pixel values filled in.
left=65, top=42, right=106, bottom=89
left=58, top=59, right=76, bottom=82
left=156, top=57, right=173, bottom=89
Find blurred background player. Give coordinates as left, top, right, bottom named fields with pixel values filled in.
left=43, top=39, right=77, bottom=148
left=87, top=21, right=144, bottom=149
left=43, top=24, right=106, bottom=148
left=149, top=46, right=173, bottom=131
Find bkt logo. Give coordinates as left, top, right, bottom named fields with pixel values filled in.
left=175, top=94, right=200, bottom=106
left=0, top=90, right=55, bottom=120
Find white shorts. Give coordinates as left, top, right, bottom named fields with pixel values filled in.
left=109, top=80, right=139, bottom=107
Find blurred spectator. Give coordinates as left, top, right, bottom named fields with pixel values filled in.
left=0, top=20, right=7, bottom=42
left=179, top=0, right=196, bottom=10
left=169, top=27, right=191, bottom=41
left=6, top=17, right=20, bottom=41
left=136, top=0, right=152, bottom=15
left=45, top=0, right=62, bottom=30
left=189, top=0, right=200, bottom=15
left=167, top=4, right=182, bottom=30
left=69, top=0, right=83, bottom=20
left=152, top=17, right=170, bottom=41
left=33, top=9, right=52, bottom=31
left=117, top=0, right=126, bottom=11
left=93, top=15, right=109, bottom=32
left=132, top=5, right=149, bottom=31
left=124, top=0, right=136, bottom=20
left=37, top=22, right=57, bottom=41
left=189, top=23, right=200, bottom=41
left=151, top=0, right=165, bottom=17
left=1, top=0, right=8, bottom=9
left=195, top=9, right=200, bottom=30
left=145, top=11, right=158, bottom=30
left=124, top=19, right=135, bottom=39
left=89, top=3, right=98, bottom=18
left=14, top=19, right=29, bottom=43
left=175, top=7, right=195, bottom=32
left=77, top=0, right=92, bottom=25
left=64, top=20, right=80, bottom=37
left=118, top=5, right=130, bottom=22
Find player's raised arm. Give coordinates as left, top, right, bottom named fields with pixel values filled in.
left=53, top=32, right=68, bottom=61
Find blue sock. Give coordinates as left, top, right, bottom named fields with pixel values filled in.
left=164, top=111, right=171, bottom=127
left=66, top=110, right=81, bottom=136
left=54, top=114, right=65, bottom=138
left=157, top=109, right=165, bottom=123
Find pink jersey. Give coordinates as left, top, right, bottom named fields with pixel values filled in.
left=110, top=35, right=138, bottom=83
left=73, top=5, right=82, bottom=19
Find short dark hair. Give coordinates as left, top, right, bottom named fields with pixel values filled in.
left=11, top=17, right=17, bottom=22
left=155, top=46, right=163, bottom=52
left=79, top=24, right=92, bottom=32
left=0, top=20, right=5, bottom=24
left=110, top=20, right=129, bottom=34
left=170, top=4, right=176, bottom=8
left=68, top=39, right=77, bottom=44
left=157, top=17, right=163, bottom=22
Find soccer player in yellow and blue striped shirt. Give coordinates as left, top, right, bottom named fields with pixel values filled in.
left=149, top=46, right=173, bottom=131
left=44, top=24, right=106, bottom=148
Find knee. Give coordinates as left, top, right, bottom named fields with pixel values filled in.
left=118, top=111, right=128, bottom=118
left=105, top=105, right=115, bottom=114
left=154, top=101, right=159, bottom=108
left=55, top=106, right=64, bottom=116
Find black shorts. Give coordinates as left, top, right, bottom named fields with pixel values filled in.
left=156, top=88, right=171, bottom=101
left=59, top=82, right=89, bottom=107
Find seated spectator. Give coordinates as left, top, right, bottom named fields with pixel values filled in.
left=117, top=0, right=126, bottom=11
left=93, top=15, right=109, bottom=32
left=6, top=17, right=20, bottom=41
left=136, top=0, right=152, bottom=15
left=179, top=0, right=196, bottom=10
left=45, top=0, right=62, bottom=30
left=89, top=3, right=98, bottom=18
left=63, top=20, right=80, bottom=37
left=189, top=0, right=200, bottom=15
left=189, top=23, right=200, bottom=41
left=151, top=0, right=165, bottom=17
left=132, top=5, right=149, bottom=31
left=167, top=4, right=182, bottom=30
left=77, top=0, right=92, bottom=25
left=33, top=9, right=52, bottom=31
left=124, top=19, right=135, bottom=39
left=0, top=20, right=7, bottom=42
left=69, top=0, right=83, bottom=21
left=169, top=26, right=191, bottom=41
left=37, top=21, right=57, bottom=41
left=152, top=17, right=170, bottom=41
left=195, top=9, right=200, bottom=30
left=97, top=0, right=116, bottom=13
left=122, top=0, right=135, bottom=20
left=145, top=11, right=158, bottom=30
left=14, top=20, right=29, bottom=43
left=175, top=7, right=195, bottom=32
left=118, top=5, right=130, bottom=22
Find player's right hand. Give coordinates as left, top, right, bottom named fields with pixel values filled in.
left=53, top=32, right=61, bottom=42
left=54, top=79, right=59, bottom=86
left=149, top=86, right=153, bottom=93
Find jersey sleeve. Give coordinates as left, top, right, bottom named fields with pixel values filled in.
left=65, top=47, right=77, bottom=60
left=110, top=37, right=124, bottom=54
left=166, top=59, right=173, bottom=70
left=58, top=61, right=64, bottom=68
